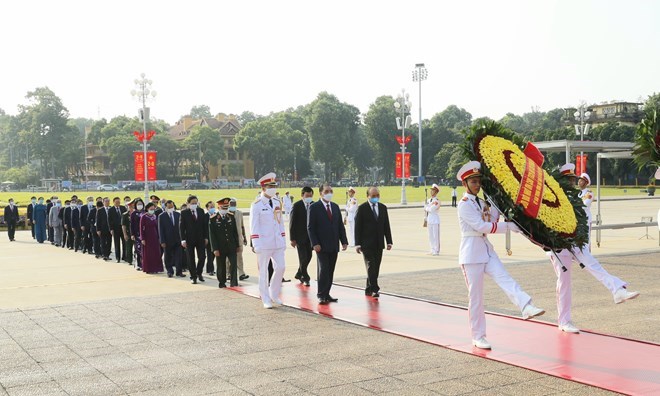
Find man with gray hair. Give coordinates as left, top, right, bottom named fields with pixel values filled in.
left=226, top=197, right=249, bottom=281
left=48, top=197, right=63, bottom=246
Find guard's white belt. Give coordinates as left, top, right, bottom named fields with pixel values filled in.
left=462, top=231, right=486, bottom=237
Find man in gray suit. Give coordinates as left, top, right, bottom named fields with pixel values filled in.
left=48, top=198, right=63, bottom=246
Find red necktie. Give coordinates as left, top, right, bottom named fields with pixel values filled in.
left=326, top=204, right=332, bottom=220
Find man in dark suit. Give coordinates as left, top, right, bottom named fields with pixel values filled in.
left=63, top=199, right=74, bottom=249
left=290, top=186, right=315, bottom=286
left=159, top=200, right=183, bottom=278
left=71, top=199, right=82, bottom=252
left=179, top=195, right=208, bottom=284
left=88, top=197, right=101, bottom=257
left=355, top=186, right=393, bottom=298
left=4, top=198, right=19, bottom=241
left=307, top=183, right=348, bottom=304
left=80, top=197, right=93, bottom=254
left=27, top=196, right=36, bottom=239
left=46, top=198, right=54, bottom=243
left=95, top=198, right=112, bottom=261
left=108, top=197, right=126, bottom=263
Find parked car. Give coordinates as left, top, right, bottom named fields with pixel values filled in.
left=123, top=183, right=145, bottom=191
left=97, top=184, right=119, bottom=191
left=185, top=182, right=210, bottom=190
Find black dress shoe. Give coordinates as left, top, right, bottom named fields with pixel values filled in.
left=116, top=259, right=121, bottom=263
left=191, top=279, right=197, bottom=284
left=239, top=274, right=249, bottom=280
left=282, top=278, right=291, bottom=283
left=167, top=273, right=173, bottom=278
left=365, top=291, right=371, bottom=296
left=176, top=273, right=185, bottom=277
left=198, top=275, right=205, bottom=282
left=208, top=272, right=215, bottom=276
left=327, top=296, right=338, bottom=303
left=304, top=280, right=310, bottom=286
left=318, top=298, right=329, bottom=305
left=218, top=283, right=226, bottom=288
left=372, top=292, right=380, bottom=298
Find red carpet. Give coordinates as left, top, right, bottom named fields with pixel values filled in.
left=231, top=281, right=660, bottom=395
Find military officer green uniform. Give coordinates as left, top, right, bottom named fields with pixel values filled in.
left=209, top=197, right=240, bottom=288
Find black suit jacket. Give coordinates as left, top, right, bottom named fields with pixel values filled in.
left=179, top=207, right=208, bottom=244
left=4, top=205, right=19, bottom=224
left=354, top=202, right=393, bottom=250
left=71, top=207, right=81, bottom=229
left=27, top=203, right=34, bottom=222
left=80, top=205, right=91, bottom=228
left=307, top=200, right=347, bottom=253
left=289, top=199, right=311, bottom=244
left=63, top=207, right=72, bottom=228
left=88, top=207, right=98, bottom=230
left=96, top=206, right=111, bottom=233
left=158, top=211, right=181, bottom=246
left=108, top=206, right=125, bottom=231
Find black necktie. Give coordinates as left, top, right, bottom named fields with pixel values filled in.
left=475, top=196, right=482, bottom=209
left=269, top=199, right=273, bottom=208
left=371, top=203, right=378, bottom=219
left=170, top=213, right=174, bottom=225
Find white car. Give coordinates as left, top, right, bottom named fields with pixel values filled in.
left=97, top=184, right=119, bottom=191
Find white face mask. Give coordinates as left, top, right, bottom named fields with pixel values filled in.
left=189, top=204, right=198, bottom=211
left=219, top=209, right=228, bottom=215
left=265, top=188, right=277, bottom=197
left=148, top=210, right=155, bottom=215
left=323, top=193, right=333, bottom=202
left=303, top=197, right=313, bottom=204
left=166, top=208, right=174, bottom=214
left=136, top=204, right=144, bottom=210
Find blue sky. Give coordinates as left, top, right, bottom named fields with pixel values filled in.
left=0, top=0, right=658, bottom=123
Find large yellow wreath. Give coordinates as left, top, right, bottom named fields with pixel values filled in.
left=478, top=135, right=577, bottom=235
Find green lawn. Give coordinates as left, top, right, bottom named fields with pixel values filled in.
left=0, top=185, right=651, bottom=213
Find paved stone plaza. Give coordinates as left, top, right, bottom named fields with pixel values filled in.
left=1, top=198, right=658, bottom=395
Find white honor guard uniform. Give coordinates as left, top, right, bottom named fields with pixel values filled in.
left=250, top=173, right=286, bottom=309
left=456, top=161, right=544, bottom=349
left=345, top=187, right=358, bottom=247
left=548, top=165, right=639, bottom=334
left=424, top=184, right=441, bottom=255
left=283, top=192, right=293, bottom=218
left=578, top=172, right=594, bottom=246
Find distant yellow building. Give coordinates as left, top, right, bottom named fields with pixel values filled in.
left=167, top=114, right=254, bottom=181
left=585, top=101, right=642, bottom=127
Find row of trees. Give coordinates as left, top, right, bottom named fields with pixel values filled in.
left=1, top=87, right=658, bottom=187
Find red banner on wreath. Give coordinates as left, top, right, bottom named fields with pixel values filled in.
left=576, top=154, right=588, bottom=176
left=134, top=151, right=157, bottom=181
left=395, top=152, right=411, bottom=179
left=515, top=156, right=545, bottom=218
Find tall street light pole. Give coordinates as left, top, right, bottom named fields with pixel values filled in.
left=412, top=63, right=427, bottom=182
left=394, top=90, right=412, bottom=205
left=573, top=103, right=591, bottom=173
left=131, top=73, right=157, bottom=201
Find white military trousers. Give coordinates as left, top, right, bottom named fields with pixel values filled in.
left=428, top=224, right=440, bottom=254
left=257, top=248, right=286, bottom=305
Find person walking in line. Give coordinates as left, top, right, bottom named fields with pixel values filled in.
left=354, top=187, right=393, bottom=298
left=424, top=184, right=441, bottom=255
left=4, top=198, right=19, bottom=242
left=179, top=195, right=208, bottom=284
left=290, top=186, right=314, bottom=286
left=307, top=183, right=348, bottom=305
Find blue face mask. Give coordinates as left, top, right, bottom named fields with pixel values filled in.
left=303, top=197, right=313, bottom=204
left=208, top=208, right=216, bottom=215
left=38, top=200, right=44, bottom=205
left=228, top=207, right=237, bottom=213
left=369, top=197, right=379, bottom=204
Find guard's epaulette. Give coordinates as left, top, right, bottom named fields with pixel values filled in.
left=461, top=197, right=468, bottom=201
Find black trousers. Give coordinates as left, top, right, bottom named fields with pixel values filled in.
left=100, top=231, right=112, bottom=258
left=186, top=241, right=206, bottom=280
left=316, top=251, right=338, bottom=299
left=217, top=251, right=237, bottom=287
left=7, top=221, right=16, bottom=240
left=294, top=242, right=313, bottom=282
left=205, top=244, right=215, bottom=273
left=362, top=248, right=383, bottom=294
left=91, top=227, right=100, bottom=255
left=47, top=226, right=53, bottom=242
left=83, top=228, right=93, bottom=254
left=452, top=196, right=457, bottom=207
left=163, top=244, right=182, bottom=275
left=74, top=228, right=82, bottom=251
left=61, top=226, right=67, bottom=247
left=66, top=227, right=75, bottom=248
left=30, top=222, right=34, bottom=238
left=112, top=228, right=123, bottom=261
